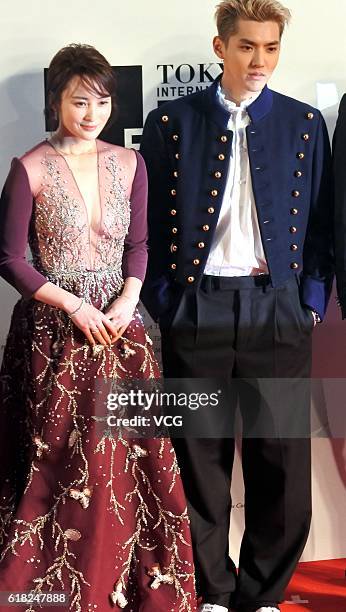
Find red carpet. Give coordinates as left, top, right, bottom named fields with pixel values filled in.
left=281, top=559, right=346, bottom=611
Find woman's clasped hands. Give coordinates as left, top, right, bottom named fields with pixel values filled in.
left=67, top=294, right=137, bottom=346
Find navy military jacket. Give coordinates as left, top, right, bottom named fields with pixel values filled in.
left=333, top=93, right=346, bottom=318
left=140, top=77, right=333, bottom=322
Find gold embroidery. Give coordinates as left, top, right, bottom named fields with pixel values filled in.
left=69, top=486, right=93, bottom=509
left=148, top=563, right=174, bottom=589
left=33, top=435, right=49, bottom=459
left=110, top=580, right=128, bottom=608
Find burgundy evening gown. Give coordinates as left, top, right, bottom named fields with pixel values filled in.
left=0, top=141, right=196, bottom=612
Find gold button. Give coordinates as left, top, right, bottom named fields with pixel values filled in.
left=302, top=133, right=310, bottom=141
left=307, top=112, right=314, bottom=120
left=297, top=152, right=305, bottom=160
left=292, top=190, right=300, bottom=198
left=290, top=262, right=299, bottom=270
left=208, top=207, right=215, bottom=214
left=173, top=171, right=178, bottom=178
left=198, top=242, right=205, bottom=249
left=170, top=209, right=177, bottom=216
left=289, top=226, right=297, bottom=233
left=220, top=135, right=228, bottom=143
left=175, top=153, right=180, bottom=160
left=290, top=244, right=298, bottom=251
left=193, top=259, right=200, bottom=265
left=295, top=170, right=302, bottom=178
left=161, top=115, right=169, bottom=123
left=218, top=153, right=225, bottom=161
left=171, top=263, right=177, bottom=270
left=214, top=171, right=222, bottom=179
left=203, top=225, right=210, bottom=231
left=172, top=134, right=179, bottom=141
left=187, top=276, right=195, bottom=283
left=291, top=208, right=298, bottom=215
left=171, top=189, right=177, bottom=196
left=211, top=190, right=218, bottom=197
left=170, top=243, right=178, bottom=253
left=172, top=227, right=178, bottom=234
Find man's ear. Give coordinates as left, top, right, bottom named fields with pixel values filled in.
left=213, top=36, right=225, bottom=60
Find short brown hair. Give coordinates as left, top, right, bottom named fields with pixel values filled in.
left=215, top=0, right=291, bottom=42
left=45, top=43, right=116, bottom=130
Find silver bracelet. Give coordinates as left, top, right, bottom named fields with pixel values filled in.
left=68, top=298, right=85, bottom=318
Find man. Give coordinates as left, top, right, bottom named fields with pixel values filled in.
left=333, top=94, right=346, bottom=318
left=140, top=2, right=333, bottom=611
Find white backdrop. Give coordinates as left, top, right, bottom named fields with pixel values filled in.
left=1, top=0, right=346, bottom=563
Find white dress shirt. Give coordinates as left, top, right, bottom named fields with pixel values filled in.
left=204, top=86, right=268, bottom=277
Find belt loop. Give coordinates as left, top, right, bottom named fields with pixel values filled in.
left=262, top=278, right=269, bottom=293
left=201, top=275, right=212, bottom=293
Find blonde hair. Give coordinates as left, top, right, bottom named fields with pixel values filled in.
left=215, top=0, right=291, bottom=41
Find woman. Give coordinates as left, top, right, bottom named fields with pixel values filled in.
left=0, top=44, right=196, bottom=612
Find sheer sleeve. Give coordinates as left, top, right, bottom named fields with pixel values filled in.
left=0, top=158, right=48, bottom=298
left=121, top=151, right=148, bottom=282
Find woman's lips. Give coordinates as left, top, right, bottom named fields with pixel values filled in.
left=80, top=124, right=98, bottom=131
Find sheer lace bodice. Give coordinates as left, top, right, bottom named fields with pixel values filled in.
left=0, top=140, right=148, bottom=304
left=24, top=140, right=132, bottom=276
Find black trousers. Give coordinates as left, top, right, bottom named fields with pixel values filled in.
left=160, top=275, right=313, bottom=612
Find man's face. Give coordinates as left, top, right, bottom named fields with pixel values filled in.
left=213, top=19, right=281, bottom=100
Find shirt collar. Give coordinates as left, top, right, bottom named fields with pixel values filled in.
left=217, top=84, right=262, bottom=112
left=200, top=74, right=273, bottom=129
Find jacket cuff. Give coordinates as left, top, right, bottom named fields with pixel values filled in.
left=300, top=276, right=329, bottom=320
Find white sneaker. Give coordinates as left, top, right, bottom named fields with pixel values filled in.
left=255, top=607, right=280, bottom=612
left=198, top=605, right=229, bottom=612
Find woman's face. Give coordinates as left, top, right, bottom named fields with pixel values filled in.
left=56, top=75, right=112, bottom=140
